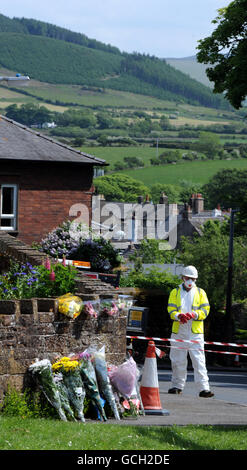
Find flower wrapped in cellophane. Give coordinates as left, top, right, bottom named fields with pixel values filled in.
left=100, top=299, right=119, bottom=317
left=57, top=293, right=83, bottom=319
left=76, top=351, right=107, bottom=421
left=29, top=359, right=67, bottom=421
left=108, top=357, right=137, bottom=398
left=108, top=356, right=144, bottom=418
left=92, top=346, right=120, bottom=420
left=52, top=356, right=86, bottom=422
left=117, top=295, right=134, bottom=314
left=83, top=300, right=99, bottom=318
left=53, top=372, right=76, bottom=421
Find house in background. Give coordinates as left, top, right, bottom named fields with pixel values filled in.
left=92, top=192, right=227, bottom=250
left=0, top=115, right=106, bottom=245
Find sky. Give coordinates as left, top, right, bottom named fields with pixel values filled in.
left=0, top=0, right=232, bottom=58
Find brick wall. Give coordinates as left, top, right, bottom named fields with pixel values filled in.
left=0, top=160, right=94, bottom=244
left=0, top=296, right=127, bottom=401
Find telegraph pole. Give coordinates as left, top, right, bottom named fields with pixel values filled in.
left=224, top=209, right=238, bottom=341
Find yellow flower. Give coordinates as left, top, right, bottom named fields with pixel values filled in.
left=52, top=357, right=79, bottom=372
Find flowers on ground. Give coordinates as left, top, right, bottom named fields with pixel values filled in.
left=28, top=346, right=142, bottom=422
left=29, top=359, right=67, bottom=421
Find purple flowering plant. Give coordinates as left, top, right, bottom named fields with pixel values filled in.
left=40, top=220, right=122, bottom=273
left=40, top=221, right=79, bottom=259
left=0, top=261, right=40, bottom=299
left=0, top=260, right=77, bottom=300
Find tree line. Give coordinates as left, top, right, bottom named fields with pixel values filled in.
left=0, top=14, right=231, bottom=109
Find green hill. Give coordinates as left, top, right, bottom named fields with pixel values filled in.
left=0, top=14, right=229, bottom=110
left=0, top=32, right=122, bottom=83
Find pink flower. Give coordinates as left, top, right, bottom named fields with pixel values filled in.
left=84, top=302, right=97, bottom=318
left=45, top=257, right=51, bottom=270
left=49, top=270, right=56, bottom=281
left=62, top=256, right=66, bottom=267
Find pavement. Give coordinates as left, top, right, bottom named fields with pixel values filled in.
left=120, top=393, right=247, bottom=426
left=111, top=393, right=247, bottom=427
left=110, top=367, right=247, bottom=427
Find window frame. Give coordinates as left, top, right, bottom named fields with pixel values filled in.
left=0, top=184, right=18, bottom=231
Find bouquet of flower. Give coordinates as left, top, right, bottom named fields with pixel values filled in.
left=117, top=295, right=134, bottom=314
left=100, top=300, right=119, bottom=317
left=121, top=398, right=140, bottom=419
left=52, top=356, right=86, bottom=421
left=52, top=356, right=79, bottom=373
left=29, top=359, right=67, bottom=421
left=92, top=346, right=120, bottom=420
left=108, top=357, right=137, bottom=399
left=57, top=293, right=83, bottom=319
left=83, top=301, right=99, bottom=319
left=78, top=353, right=107, bottom=421
left=53, top=372, right=76, bottom=421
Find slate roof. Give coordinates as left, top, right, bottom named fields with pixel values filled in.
left=0, top=115, right=106, bottom=166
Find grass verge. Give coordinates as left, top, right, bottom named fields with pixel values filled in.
left=0, top=416, right=246, bottom=450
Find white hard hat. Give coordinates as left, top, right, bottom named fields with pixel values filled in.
left=181, top=265, right=198, bottom=279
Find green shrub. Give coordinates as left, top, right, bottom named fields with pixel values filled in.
left=69, top=237, right=122, bottom=272
left=40, top=221, right=122, bottom=273
left=0, top=386, right=33, bottom=418
left=120, top=266, right=180, bottom=294
left=0, top=386, right=99, bottom=421
left=1, top=386, right=59, bottom=419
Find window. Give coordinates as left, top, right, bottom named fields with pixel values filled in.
left=0, top=184, right=18, bottom=230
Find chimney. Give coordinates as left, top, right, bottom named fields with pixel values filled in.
left=159, top=192, right=168, bottom=204
left=191, top=193, right=204, bottom=214
left=183, top=203, right=192, bottom=219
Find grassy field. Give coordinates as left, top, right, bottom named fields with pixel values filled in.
left=0, top=416, right=246, bottom=450
left=83, top=146, right=247, bottom=186
left=0, top=70, right=243, bottom=118
left=0, top=80, right=181, bottom=111
left=119, top=158, right=247, bottom=186
left=83, top=145, right=163, bottom=168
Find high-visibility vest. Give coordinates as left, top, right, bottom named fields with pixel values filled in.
left=167, top=286, right=210, bottom=334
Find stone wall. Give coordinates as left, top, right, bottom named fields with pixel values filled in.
left=0, top=296, right=127, bottom=401
left=0, top=231, right=48, bottom=272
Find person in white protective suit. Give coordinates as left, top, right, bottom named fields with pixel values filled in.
left=167, top=265, right=214, bottom=397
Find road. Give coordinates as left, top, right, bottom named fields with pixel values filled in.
left=158, top=369, right=247, bottom=405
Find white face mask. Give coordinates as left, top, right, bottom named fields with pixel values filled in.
left=184, top=278, right=196, bottom=289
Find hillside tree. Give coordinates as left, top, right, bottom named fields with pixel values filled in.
left=197, top=0, right=247, bottom=108
left=191, top=131, right=222, bottom=158
left=202, top=168, right=247, bottom=235
left=94, top=173, right=149, bottom=202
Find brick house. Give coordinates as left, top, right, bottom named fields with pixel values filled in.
left=0, top=115, right=106, bottom=245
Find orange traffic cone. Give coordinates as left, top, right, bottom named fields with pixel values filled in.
left=140, top=341, right=169, bottom=416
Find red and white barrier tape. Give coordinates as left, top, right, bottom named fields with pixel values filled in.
left=167, top=345, right=247, bottom=357
left=126, top=335, right=247, bottom=349
left=126, top=335, right=247, bottom=357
